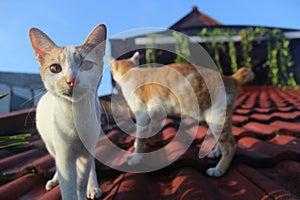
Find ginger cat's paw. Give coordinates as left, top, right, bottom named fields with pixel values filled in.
left=45, top=179, right=58, bottom=191
left=207, top=148, right=221, bottom=158
left=127, top=153, right=143, bottom=166
left=206, top=167, right=224, bottom=177
left=87, top=187, right=102, bottom=199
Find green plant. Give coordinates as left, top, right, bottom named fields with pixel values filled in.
left=173, top=31, right=191, bottom=63
left=198, top=27, right=298, bottom=88
left=240, top=27, right=255, bottom=68
left=199, top=28, right=226, bottom=73
left=0, top=93, right=8, bottom=100
left=0, top=94, right=32, bottom=149
left=266, top=28, right=296, bottom=88
left=0, top=133, right=31, bottom=149
left=145, top=33, right=161, bottom=67
left=225, top=30, right=238, bottom=72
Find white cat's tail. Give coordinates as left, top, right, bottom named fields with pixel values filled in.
left=231, top=67, right=255, bottom=85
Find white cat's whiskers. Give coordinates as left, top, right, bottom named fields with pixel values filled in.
left=19, top=88, right=46, bottom=108
left=23, top=88, right=47, bottom=128
left=24, top=107, right=37, bottom=128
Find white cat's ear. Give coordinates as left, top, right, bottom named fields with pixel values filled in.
left=130, top=51, right=140, bottom=65
left=29, top=28, right=56, bottom=64
left=83, top=24, right=107, bottom=57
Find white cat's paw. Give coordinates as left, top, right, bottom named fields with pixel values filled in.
left=206, top=167, right=224, bottom=177
left=87, top=187, right=102, bottom=199
left=45, top=179, right=58, bottom=191
left=207, top=149, right=221, bottom=158
left=127, top=153, right=143, bottom=166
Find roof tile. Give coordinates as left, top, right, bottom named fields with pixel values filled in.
left=259, top=161, right=300, bottom=198
left=0, top=86, right=299, bottom=199
left=241, top=122, right=279, bottom=136
left=207, top=167, right=268, bottom=199
left=270, top=121, right=300, bottom=133
left=0, top=149, right=47, bottom=174
left=236, top=164, right=297, bottom=199
left=0, top=173, right=46, bottom=200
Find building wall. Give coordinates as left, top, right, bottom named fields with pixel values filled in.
left=0, top=72, right=44, bottom=114
left=0, top=84, right=10, bottom=114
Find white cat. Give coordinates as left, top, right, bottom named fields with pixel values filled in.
left=29, top=24, right=106, bottom=199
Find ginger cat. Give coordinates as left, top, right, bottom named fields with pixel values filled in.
left=108, top=52, right=254, bottom=177
left=29, top=24, right=106, bottom=199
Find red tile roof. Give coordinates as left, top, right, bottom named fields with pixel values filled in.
left=169, top=6, right=222, bottom=30
left=0, top=86, right=300, bottom=199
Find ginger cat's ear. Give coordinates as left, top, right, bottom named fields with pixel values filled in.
left=83, top=24, right=107, bottom=57
left=107, top=56, right=117, bottom=71
left=107, top=56, right=115, bottom=65
left=130, top=51, right=140, bottom=65
left=29, top=28, right=56, bottom=64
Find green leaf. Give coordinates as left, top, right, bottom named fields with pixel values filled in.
left=0, top=142, right=30, bottom=149
left=0, top=133, right=32, bottom=142
left=0, top=93, right=8, bottom=100
left=0, top=133, right=32, bottom=149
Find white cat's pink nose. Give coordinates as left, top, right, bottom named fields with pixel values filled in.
left=67, top=79, right=76, bottom=87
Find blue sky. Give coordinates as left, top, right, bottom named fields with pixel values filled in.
left=0, top=0, right=299, bottom=94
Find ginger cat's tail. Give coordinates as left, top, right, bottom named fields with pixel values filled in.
left=231, top=67, right=255, bottom=85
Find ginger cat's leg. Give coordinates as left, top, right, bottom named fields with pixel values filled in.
left=204, top=107, right=236, bottom=177
left=206, top=131, right=235, bottom=177
left=127, top=111, right=150, bottom=166
left=207, top=143, right=221, bottom=158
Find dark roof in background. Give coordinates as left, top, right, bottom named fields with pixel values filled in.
left=0, top=86, right=300, bottom=199
left=168, top=6, right=299, bottom=33
left=169, top=6, right=222, bottom=30
left=0, top=72, right=43, bottom=90
left=109, top=6, right=300, bottom=84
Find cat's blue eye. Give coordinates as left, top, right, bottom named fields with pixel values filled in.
left=81, top=61, right=93, bottom=71
left=49, top=64, right=62, bottom=73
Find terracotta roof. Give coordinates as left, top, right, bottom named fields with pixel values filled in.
left=169, top=6, right=222, bottom=30
left=0, top=86, right=300, bottom=199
